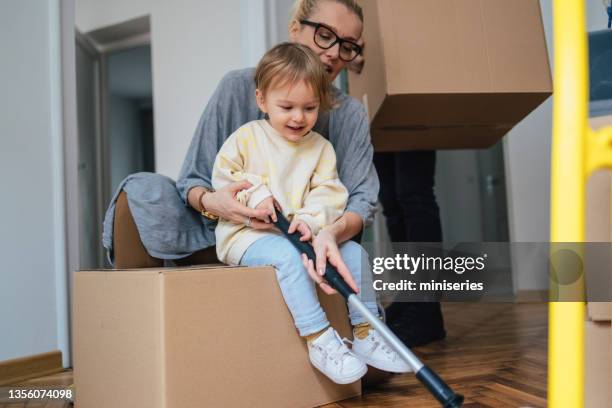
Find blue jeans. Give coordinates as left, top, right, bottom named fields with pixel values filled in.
left=240, top=234, right=379, bottom=336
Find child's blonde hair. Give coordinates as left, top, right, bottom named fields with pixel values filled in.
left=254, top=42, right=335, bottom=112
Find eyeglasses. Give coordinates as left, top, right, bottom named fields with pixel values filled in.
left=299, top=20, right=362, bottom=62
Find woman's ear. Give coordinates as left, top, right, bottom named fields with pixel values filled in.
left=255, top=89, right=267, bottom=113
left=288, top=19, right=300, bottom=41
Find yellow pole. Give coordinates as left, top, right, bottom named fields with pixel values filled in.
left=549, top=0, right=587, bottom=406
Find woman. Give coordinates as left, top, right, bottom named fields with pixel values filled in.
left=103, top=0, right=377, bottom=293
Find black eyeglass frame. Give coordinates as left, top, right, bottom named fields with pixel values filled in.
left=299, top=20, right=362, bottom=62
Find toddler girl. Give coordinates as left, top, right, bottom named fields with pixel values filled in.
left=212, top=43, right=410, bottom=384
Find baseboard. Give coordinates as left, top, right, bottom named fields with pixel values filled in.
left=515, top=290, right=549, bottom=302
left=0, top=351, right=63, bottom=386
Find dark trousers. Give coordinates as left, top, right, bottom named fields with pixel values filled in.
left=373, top=151, right=446, bottom=347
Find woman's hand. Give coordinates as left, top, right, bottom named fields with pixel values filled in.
left=200, top=181, right=276, bottom=230
left=300, top=228, right=359, bottom=295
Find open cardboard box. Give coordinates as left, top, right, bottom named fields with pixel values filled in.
left=73, top=265, right=361, bottom=408
left=349, top=0, right=552, bottom=151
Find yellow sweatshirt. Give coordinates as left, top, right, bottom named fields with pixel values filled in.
left=211, top=119, right=348, bottom=265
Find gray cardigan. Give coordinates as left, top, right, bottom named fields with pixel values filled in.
left=103, top=68, right=379, bottom=262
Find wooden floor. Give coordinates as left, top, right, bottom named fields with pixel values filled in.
left=327, top=302, right=548, bottom=408
left=0, top=302, right=547, bottom=407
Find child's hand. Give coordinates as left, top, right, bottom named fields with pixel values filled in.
left=255, top=197, right=281, bottom=223
left=288, top=218, right=312, bottom=242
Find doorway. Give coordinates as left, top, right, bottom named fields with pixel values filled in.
left=435, top=142, right=510, bottom=244
left=75, top=16, right=154, bottom=269
left=105, top=45, right=155, bottom=195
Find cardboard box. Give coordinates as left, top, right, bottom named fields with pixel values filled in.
left=585, top=319, right=611, bottom=408
left=348, top=0, right=552, bottom=151
left=586, top=115, right=612, bottom=321
left=73, top=266, right=361, bottom=408
left=585, top=116, right=612, bottom=407
left=588, top=303, right=612, bottom=322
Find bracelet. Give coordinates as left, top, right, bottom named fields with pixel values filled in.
left=196, top=189, right=207, bottom=213
left=196, top=188, right=219, bottom=221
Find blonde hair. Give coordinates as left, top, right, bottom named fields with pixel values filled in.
left=254, top=42, right=335, bottom=112
left=289, top=0, right=364, bottom=30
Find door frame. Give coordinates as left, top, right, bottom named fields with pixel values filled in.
left=76, top=30, right=107, bottom=268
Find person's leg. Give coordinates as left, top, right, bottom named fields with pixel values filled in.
left=373, top=152, right=406, bottom=241
left=338, top=241, right=379, bottom=325
left=384, top=150, right=446, bottom=347
left=240, top=234, right=329, bottom=336
left=114, top=191, right=163, bottom=268
left=394, top=150, right=442, bottom=242
left=339, top=241, right=412, bottom=373
left=374, top=151, right=442, bottom=242
left=240, top=235, right=369, bottom=384
left=374, top=151, right=446, bottom=346
left=110, top=172, right=220, bottom=268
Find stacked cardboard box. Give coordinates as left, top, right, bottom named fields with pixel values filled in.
left=73, top=265, right=361, bottom=408
left=348, top=0, right=552, bottom=151
left=585, top=115, right=612, bottom=408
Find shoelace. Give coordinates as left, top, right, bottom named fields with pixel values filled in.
left=316, top=332, right=355, bottom=371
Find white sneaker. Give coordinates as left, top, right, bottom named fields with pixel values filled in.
left=351, top=329, right=412, bottom=373
left=308, top=327, right=368, bottom=384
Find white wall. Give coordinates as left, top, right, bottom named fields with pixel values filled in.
left=76, top=0, right=267, bottom=178
left=436, top=150, right=484, bottom=243
left=0, top=0, right=67, bottom=362
left=506, top=0, right=609, bottom=291
left=587, top=0, right=611, bottom=29
left=269, top=0, right=295, bottom=44
left=151, top=0, right=245, bottom=177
